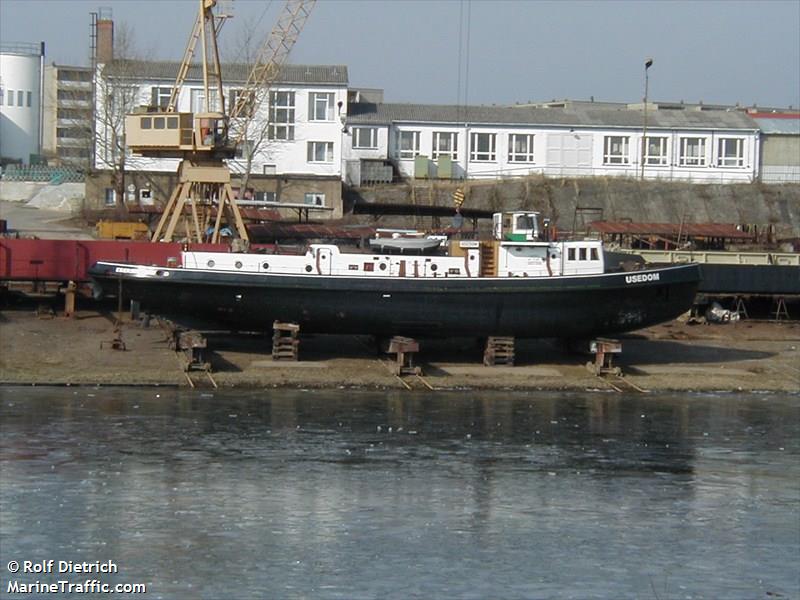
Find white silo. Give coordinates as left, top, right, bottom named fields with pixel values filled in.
left=0, top=42, right=45, bottom=164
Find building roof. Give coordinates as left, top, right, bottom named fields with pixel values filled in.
left=750, top=113, right=800, bottom=135
left=102, top=60, right=348, bottom=85
left=348, top=102, right=759, bottom=131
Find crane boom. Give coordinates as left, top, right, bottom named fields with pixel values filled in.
left=124, top=0, right=316, bottom=244
left=167, top=0, right=230, bottom=114
left=228, top=0, right=316, bottom=144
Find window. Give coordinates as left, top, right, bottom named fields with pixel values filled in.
left=717, top=138, right=744, bottom=167
left=644, top=136, right=668, bottom=166
left=603, top=136, right=630, bottom=164
left=268, top=91, right=295, bottom=140
left=397, top=130, right=420, bottom=159
left=304, top=193, right=325, bottom=206
left=309, top=92, right=335, bottom=121
left=154, top=117, right=165, bottom=129
left=568, top=248, right=576, bottom=261
left=167, top=116, right=178, bottom=129
left=140, top=117, right=152, bottom=129
left=508, top=133, right=534, bottom=162
left=0, top=89, right=3, bottom=104
left=190, top=88, right=219, bottom=113
left=58, top=108, right=88, bottom=120
left=590, top=248, right=599, bottom=261
left=470, top=132, right=496, bottom=162
left=353, top=127, right=378, bottom=149
left=104, top=188, right=116, bottom=206
left=229, top=89, right=255, bottom=118
left=235, top=139, right=254, bottom=159
left=151, top=86, right=172, bottom=109
left=57, top=127, right=84, bottom=138
left=7, top=90, right=13, bottom=106
left=579, top=248, right=587, bottom=260
left=679, top=137, right=706, bottom=166
left=254, top=191, right=277, bottom=203
left=26, top=91, right=32, bottom=107
left=17, top=91, right=24, bottom=106
left=433, top=132, right=458, bottom=160
left=57, top=89, right=92, bottom=102
left=307, top=141, right=334, bottom=163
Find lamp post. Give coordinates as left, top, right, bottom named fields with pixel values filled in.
left=640, top=58, right=653, bottom=180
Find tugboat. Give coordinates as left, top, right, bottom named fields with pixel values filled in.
left=89, top=212, right=701, bottom=339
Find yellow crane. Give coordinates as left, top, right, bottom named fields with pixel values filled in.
left=124, top=0, right=315, bottom=243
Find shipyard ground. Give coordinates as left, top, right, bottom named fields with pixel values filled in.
left=1, top=301, right=798, bottom=393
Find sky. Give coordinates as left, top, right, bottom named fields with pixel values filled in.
left=1, top=0, right=798, bottom=108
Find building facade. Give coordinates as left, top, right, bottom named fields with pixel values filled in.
left=41, top=64, right=94, bottom=166
left=92, top=60, right=349, bottom=216
left=750, top=111, right=800, bottom=183
left=0, top=42, right=45, bottom=164
left=343, top=101, right=763, bottom=185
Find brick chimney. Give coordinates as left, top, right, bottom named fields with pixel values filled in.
left=96, top=14, right=114, bottom=63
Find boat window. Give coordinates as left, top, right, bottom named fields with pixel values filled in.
left=515, top=215, right=536, bottom=231
left=262, top=262, right=269, bottom=270
left=431, top=264, right=438, bottom=272
left=305, top=265, right=313, bottom=272
left=591, top=248, right=599, bottom=261
left=510, top=246, right=547, bottom=258
left=167, top=116, right=179, bottom=129
left=207, top=260, right=215, bottom=268
left=568, top=248, right=575, bottom=261
left=364, top=263, right=374, bottom=272
left=141, top=117, right=152, bottom=130
left=348, top=264, right=358, bottom=270
left=154, top=117, right=165, bottom=130
left=448, top=268, right=460, bottom=275
left=379, top=263, right=387, bottom=271
left=579, top=248, right=587, bottom=261
left=235, top=261, right=243, bottom=269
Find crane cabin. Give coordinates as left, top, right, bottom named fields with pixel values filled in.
left=125, top=109, right=233, bottom=159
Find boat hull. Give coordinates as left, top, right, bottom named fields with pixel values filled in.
left=89, top=262, right=701, bottom=339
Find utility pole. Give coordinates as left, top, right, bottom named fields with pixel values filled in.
left=640, top=58, right=653, bottom=180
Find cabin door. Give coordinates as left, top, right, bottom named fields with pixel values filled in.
left=316, top=248, right=332, bottom=275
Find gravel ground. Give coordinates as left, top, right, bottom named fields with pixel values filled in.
left=1, top=302, right=798, bottom=392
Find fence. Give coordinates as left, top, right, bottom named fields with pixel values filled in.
left=1, top=165, right=85, bottom=183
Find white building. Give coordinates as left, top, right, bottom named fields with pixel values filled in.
left=344, top=100, right=762, bottom=185
left=95, top=62, right=346, bottom=171
left=0, top=42, right=45, bottom=164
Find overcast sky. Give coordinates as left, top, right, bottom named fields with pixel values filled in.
left=2, top=0, right=798, bottom=108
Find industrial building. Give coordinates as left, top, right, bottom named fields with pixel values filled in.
left=0, top=42, right=45, bottom=165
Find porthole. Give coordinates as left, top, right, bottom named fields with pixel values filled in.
left=305, top=265, right=313, bottom=273
left=262, top=262, right=270, bottom=270
left=379, top=263, right=387, bottom=271
left=155, top=270, right=169, bottom=277
left=469, top=255, right=476, bottom=260
left=430, top=264, right=438, bottom=272
left=207, top=260, right=215, bottom=268
left=235, top=261, right=243, bottom=269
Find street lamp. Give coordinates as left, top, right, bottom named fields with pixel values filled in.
left=640, top=58, right=653, bottom=180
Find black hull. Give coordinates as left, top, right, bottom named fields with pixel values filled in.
left=89, top=263, right=701, bottom=339
left=698, top=264, right=800, bottom=295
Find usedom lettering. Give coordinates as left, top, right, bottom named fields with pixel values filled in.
left=625, top=273, right=660, bottom=284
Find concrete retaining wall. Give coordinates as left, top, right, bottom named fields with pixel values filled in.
left=348, top=177, right=800, bottom=237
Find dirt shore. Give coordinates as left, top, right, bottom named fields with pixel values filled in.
left=1, top=301, right=798, bottom=392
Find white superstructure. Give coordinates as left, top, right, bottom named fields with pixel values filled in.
left=178, top=212, right=605, bottom=279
